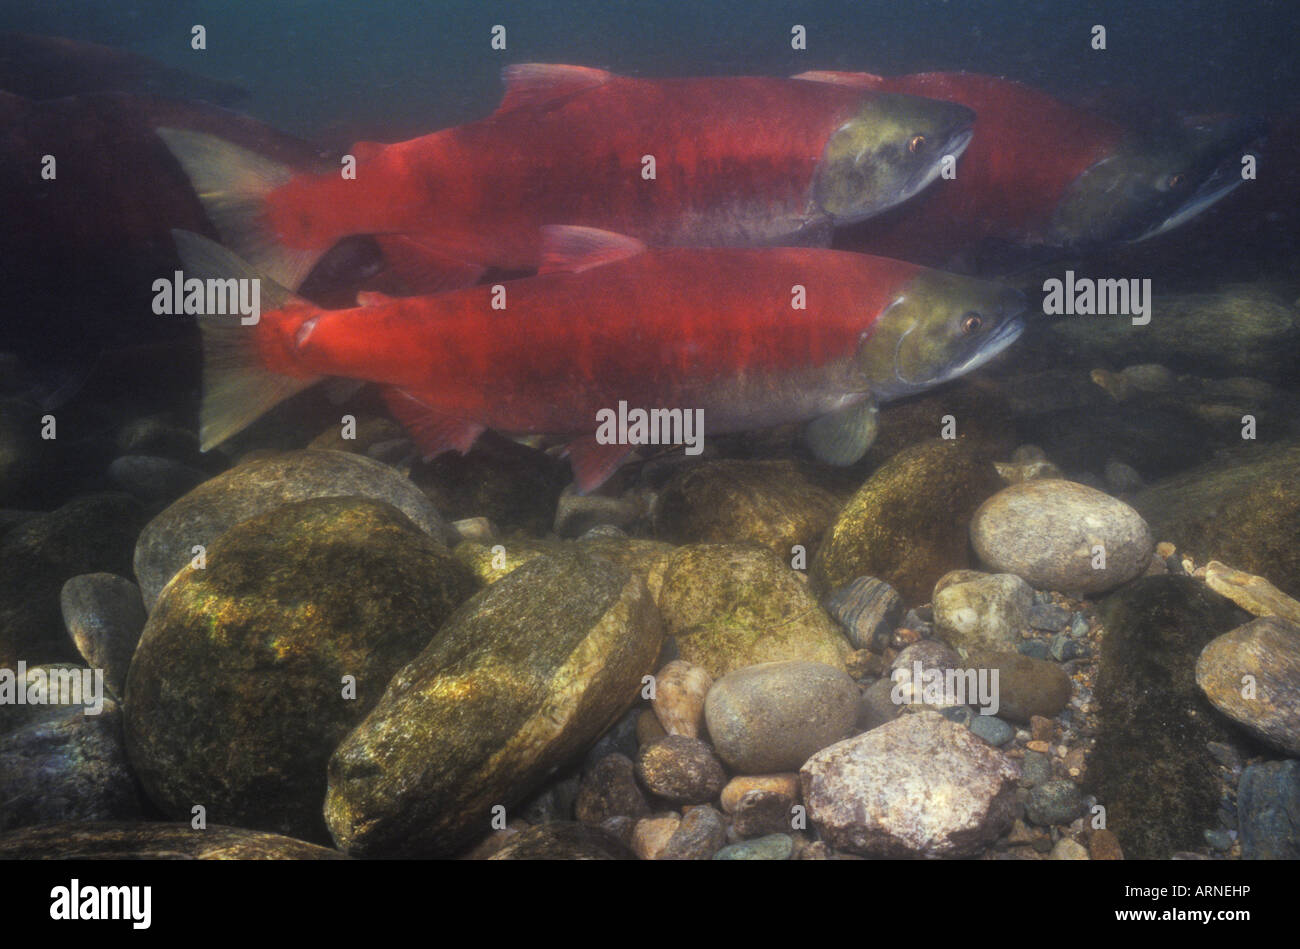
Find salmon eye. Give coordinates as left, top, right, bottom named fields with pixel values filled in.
left=909, top=135, right=926, bottom=154
left=1168, top=173, right=1186, bottom=189
left=961, top=313, right=983, bottom=335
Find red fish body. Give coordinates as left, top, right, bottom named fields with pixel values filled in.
left=813, top=70, right=1126, bottom=264
left=161, top=65, right=976, bottom=290
left=178, top=226, right=1026, bottom=492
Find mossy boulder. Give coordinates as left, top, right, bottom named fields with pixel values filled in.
left=812, top=439, right=1004, bottom=603
left=454, top=535, right=677, bottom=604
left=1086, top=577, right=1249, bottom=859
left=324, top=549, right=663, bottom=857
left=1035, top=285, right=1300, bottom=381
left=124, top=497, right=477, bottom=843
left=1133, top=440, right=1300, bottom=599
left=133, top=449, right=453, bottom=608
left=657, top=544, right=850, bottom=678
left=652, top=459, right=841, bottom=558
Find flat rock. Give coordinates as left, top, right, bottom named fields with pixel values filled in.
left=800, top=710, right=1019, bottom=857
left=0, top=821, right=348, bottom=859
left=325, top=550, right=663, bottom=857
left=1196, top=617, right=1300, bottom=755
left=960, top=648, right=1073, bottom=724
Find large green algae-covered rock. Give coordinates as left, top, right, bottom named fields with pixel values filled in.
left=1086, top=576, right=1248, bottom=859
left=652, top=459, right=842, bottom=559
left=1036, top=285, right=1300, bottom=380
left=132, top=449, right=453, bottom=608
left=1133, top=440, right=1300, bottom=599
left=657, top=544, right=849, bottom=678
left=124, top=497, right=477, bottom=843
left=454, top=535, right=678, bottom=604
left=324, top=549, right=663, bottom=857
left=812, top=439, right=1003, bottom=603
left=0, top=821, right=347, bottom=859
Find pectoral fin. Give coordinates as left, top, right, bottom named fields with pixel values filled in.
left=805, top=396, right=879, bottom=466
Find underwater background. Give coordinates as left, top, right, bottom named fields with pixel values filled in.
left=0, top=0, right=1298, bottom=864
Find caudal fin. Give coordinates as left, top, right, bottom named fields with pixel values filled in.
left=171, top=229, right=323, bottom=451
left=159, top=128, right=324, bottom=290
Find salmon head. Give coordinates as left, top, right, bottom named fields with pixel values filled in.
left=811, top=92, right=976, bottom=224
left=857, top=269, right=1027, bottom=400
left=1047, top=113, right=1268, bottom=247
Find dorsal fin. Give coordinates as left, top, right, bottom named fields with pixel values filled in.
left=539, top=225, right=646, bottom=274
left=496, top=63, right=613, bottom=114
left=792, top=70, right=886, bottom=88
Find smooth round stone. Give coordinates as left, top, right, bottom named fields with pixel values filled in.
left=704, top=661, right=859, bottom=774
left=1026, top=780, right=1086, bottom=826
left=1196, top=617, right=1300, bottom=756
left=714, top=834, right=794, bottom=861
left=968, top=714, right=1015, bottom=747
left=962, top=648, right=1073, bottom=724
left=658, top=804, right=726, bottom=860
left=326, top=549, right=663, bottom=857
left=635, top=735, right=727, bottom=805
left=857, top=678, right=902, bottom=731
left=651, top=660, right=712, bottom=738
left=933, top=571, right=1034, bottom=652
left=800, top=711, right=1019, bottom=858
left=720, top=774, right=801, bottom=814
left=822, top=576, right=903, bottom=650
left=971, top=480, right=1154, bottom=594
left=575, top=753, right=651, bottom=825
left=487, top=822, right=635, bottom=860
left=59, top=573, right=145, bottom=700
left=126, top=498, right=478, bottom=843
left=0, top=821, right=347, bottom=859
left=133, top=449, right=453, bottom=608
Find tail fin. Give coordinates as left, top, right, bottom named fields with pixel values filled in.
left=158, top=127, right=324, bottom=290
left=171, top=229, right=323, bottom=451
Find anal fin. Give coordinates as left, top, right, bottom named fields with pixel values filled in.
left=563, top=436, right=633, bottom=494
left=382, top=388, right=485, bottom=458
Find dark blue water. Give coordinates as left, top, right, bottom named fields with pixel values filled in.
left=3, top=0, right=1297, bottom=142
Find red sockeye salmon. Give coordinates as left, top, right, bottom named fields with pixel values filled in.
left=173, top=226, right=1026, bottom=493
left=159, top=64, right=976, bottom=291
